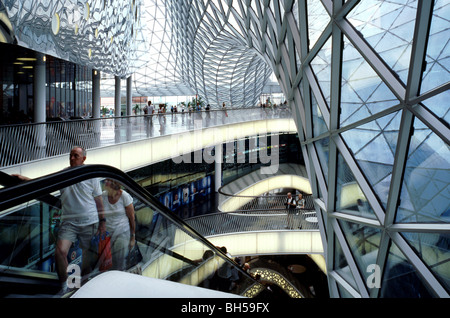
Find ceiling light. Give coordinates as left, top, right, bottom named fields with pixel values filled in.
left=17, top=58, right=37, bottom=61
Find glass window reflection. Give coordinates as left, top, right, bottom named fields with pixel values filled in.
left=401, top=231, right=450, bottom=293
left=338, top=219, right=382, bottom=287
left=396, top=117, right=450, bottom=223
left=335, top=152, right=377, bottom=220
left=381, top=242, right=433, bottom=298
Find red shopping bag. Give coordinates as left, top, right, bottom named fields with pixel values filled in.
left=98, top=233, right=112, bottom=271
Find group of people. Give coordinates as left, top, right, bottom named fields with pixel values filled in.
left=198, top=247, right=250, bottom=294
left=285, top=192, right=305, bottom=229
left=14, top=146, right=136, bottom=293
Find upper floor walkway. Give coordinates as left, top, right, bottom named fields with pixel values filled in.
left=1, top=106, right=296, bottom=179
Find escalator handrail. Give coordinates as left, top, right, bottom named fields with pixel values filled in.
left=0, top=164, right=257, bottom=285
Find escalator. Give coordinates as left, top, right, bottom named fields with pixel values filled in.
left=0, top=165, right=264, bottom=298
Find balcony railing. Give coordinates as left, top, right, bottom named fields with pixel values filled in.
left=0, top=106, right=292, bottom=167
left=185, top=195, right=319, bottom=237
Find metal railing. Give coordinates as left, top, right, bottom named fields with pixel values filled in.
left=185, top=194, right=319, bottom=237
left=185, top=209, right=319, bottom=237
left=0, top=106, right=292, bottom=167
left=219, top=193, right=315, bottom=212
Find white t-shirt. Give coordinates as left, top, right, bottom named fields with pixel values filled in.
left=60, top=178, right=103, bottom=226
left=102, top=190, right=133, bottom=234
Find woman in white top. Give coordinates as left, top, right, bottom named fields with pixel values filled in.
left=296, top=193, right=305, bottom=209
left=102, top=179, right=136, bottom=271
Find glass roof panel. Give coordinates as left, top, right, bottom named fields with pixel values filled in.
left=340, top=35, right=399, bottom=127
left=347, top=0, right=417, bottom=85
left=421, top=1, right=450, bottom=94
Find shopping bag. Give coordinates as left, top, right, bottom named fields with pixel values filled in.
left=91, top=232, right=112, bottom=271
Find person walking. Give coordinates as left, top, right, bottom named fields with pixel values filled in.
left=285, top=192, right=296, bottom=229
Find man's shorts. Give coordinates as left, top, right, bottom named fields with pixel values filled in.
left=58, top=221, right=98, bottom=250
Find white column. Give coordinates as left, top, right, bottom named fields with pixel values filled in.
left=114, top=76, right=121, bottom=142
left=34, top=53, right=46, bottom=123
left=92, top=69, right=101, bottom=146
left=126, top=76, right=132, bottom=140
left=34, top=52, right=46, bottom=159
left=126, top=75, right=132, bottom=116
left=92, top=69, right=101, bottom=119
left=215, top=144, right=223, bottom=192
left=114, top=76, right=121, bottom=117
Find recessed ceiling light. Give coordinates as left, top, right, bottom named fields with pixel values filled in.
left=17, top=58, right=37, bottom=61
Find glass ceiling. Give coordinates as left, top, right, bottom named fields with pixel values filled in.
left=101, top=0, right=274, bottom=107
left=1, top=0, right=449, bottom=297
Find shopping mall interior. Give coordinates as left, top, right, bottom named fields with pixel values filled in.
left=0, top=0, right=448, bottom=302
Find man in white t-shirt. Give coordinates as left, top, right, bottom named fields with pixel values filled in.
left=13, top=146, right=105, bottom=291
left=55, top=147, right=105, bottom=288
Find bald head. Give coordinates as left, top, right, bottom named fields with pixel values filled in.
left=69, top=146, right=86, bottom=167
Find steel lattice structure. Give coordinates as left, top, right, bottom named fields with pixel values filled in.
left=1, top=0, right=449, bottom=297
left=238, top=0, right=449, bottom=298
left=153, top=0, right=450, bottom=297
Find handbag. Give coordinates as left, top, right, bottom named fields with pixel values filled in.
left=126, top=244, right=143, bottom=269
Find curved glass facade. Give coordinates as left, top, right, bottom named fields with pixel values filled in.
left=1, top=0, right=449, bottom=297
left=160, top=0, right=449, bottom=298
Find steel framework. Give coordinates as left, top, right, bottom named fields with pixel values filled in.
left=1, top=0, right=449, bottom=297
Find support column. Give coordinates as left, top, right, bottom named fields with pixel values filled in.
left=34, top=52, right=46, bottom=159
left=92, top=69, right=101, bottom=119
left=92, top=69, right=101, bottom=147
left=114, top=76, right=121, bottom=142
left=126, top=75, right=132, bottom=141
left=126, top=75, right=132, bottom=116
left=215, top=144, right=223, bottom=192
left=114, top=76, right=121, bottom=117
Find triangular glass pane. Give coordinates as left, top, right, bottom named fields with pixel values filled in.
left=311, top=91, right=328, bottom=137
left=335, top=151, right=378, bottom=220
left=314, top=137, right=330, bottom=186
left=422, top=90, right=450, bottom=126
left=347, top=0, right=417, bottom=84
left=341, top=111, right=402, bottom=207
left=421, top=3, right=450, bottom=94
left=310, top=37, right=332, bottom=107
left=396, top=116, right=450, bottom=223
left=306, top=0, right=330, bottom=50
left=401, top=231, right=450, bottom=293
left=334, top=236, right=360, bottom=293
left=338, top=219, right=382, bottom=286
left=381, top=241, right=433, bottom=297
left=340, top=36, right=399, bottom=127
